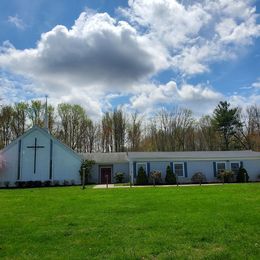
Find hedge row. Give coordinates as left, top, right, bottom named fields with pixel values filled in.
left=14, top=179, right=76, bottom=188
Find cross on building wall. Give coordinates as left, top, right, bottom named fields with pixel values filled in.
left=27, top=138, right=45, bottom=174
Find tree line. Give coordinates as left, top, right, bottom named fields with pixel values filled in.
left=0, top=100, right=259, bottom=152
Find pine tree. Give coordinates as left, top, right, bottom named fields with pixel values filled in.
left=213, top=101, right=242, bottom=150
left=165, top=165, right=176, bottom=184
left=136, top=166, right=148, bottom=185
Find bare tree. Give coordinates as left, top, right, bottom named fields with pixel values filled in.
left=0, top=105, right=13, bottom=148
left=28, top=100, right=45, bottom=127
left=113, top=109, right=126, bottom=152
left=127, top=112, right=142, bottom=151
left=11, top=102, right=28, bottom=138
left=101, top=112, right=113, bottom=152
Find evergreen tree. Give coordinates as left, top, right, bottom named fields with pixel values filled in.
left=136, top=166, right=148, bottom=185
left=213, top=101, right=242, bottom=150
left=236, top=166, right=249, bottom=183
left=165, top=165, right=176, bottom=184
left=79, top=159, right=95, bottom=184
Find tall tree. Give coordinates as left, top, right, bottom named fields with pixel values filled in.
left=127, top=112, right=142, bottom=151
left=101, top=112, right=113, bottom=152
left=198, top=115, right=217, bottom=150
left=47, top=105, right=55, bottom=134
left=212, top=101, right=242, bottom=150
left=11, top=102, right=28, bottom=138
left=57, top=103, right=71, bottom=146
left=174, top=108, right=194, bottom=151
left=113, top=109, right=126, bottom=152
left=28, top=100, right=45, bottom=127
left=0, top=105, right=13, bottom=148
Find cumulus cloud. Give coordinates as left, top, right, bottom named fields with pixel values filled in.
left=122, top=0, right=260, bottom=75
left=0, top=1, right=260, bottom=118
left=229, top=93, right=260, bottom=110
left=0, top=11, right=168, bottom=93
left=130, top=81, right=223, bottom=115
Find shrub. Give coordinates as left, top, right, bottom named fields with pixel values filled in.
left=53, top=180, right=60, bottom=186
left=33, top=181, right=42, bottom=187
left=14, top=181, right=43, bottom=188
left=15, top=181, right=25, bottom=188
left=70, top=180, right=75, bottom=186
left=114, top=172, right=124, bottom=183
left=136, top=166, right=148, bottom=185
left=4, top=181, right=10, bottom=188
left=79, top=159, right=95, bottom=184
left=26, top=181, right=34, bottom=188
left=165, top=165, right=176, bottom=184
left=43, top=180, right=52, bottom=187
left=218, top=170, right=234, bottom=183
left=63, top=180, right=70, bottom=186
left=191, top=172, right=207, bottom=184
left=236, top=166, right=249, bottom=183
left=150, top=170, right=162, bottom=186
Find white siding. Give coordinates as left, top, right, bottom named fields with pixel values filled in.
left=0, top=141, right=19, bottom=186
left=52, top=141, right=81, bottom=184
left=20, top=130, right=50, bottom=181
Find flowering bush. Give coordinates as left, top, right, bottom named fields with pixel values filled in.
left=150, top=170, right=162, bottom=186
left=191, top=172, right=207, bottom=184
left=217, top=170, right=234, bottom=183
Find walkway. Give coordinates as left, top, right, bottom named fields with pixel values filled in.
left=93, top=183, right=224, bottom=189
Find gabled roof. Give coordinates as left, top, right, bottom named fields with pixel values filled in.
left=128, top=151, right=260, bottom=161
left=0, top=126, right=81, bottom=161
left=80, top=152, right=128, bottom=163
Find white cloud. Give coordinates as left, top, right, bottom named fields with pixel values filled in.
left=130, top=81, right=223, bottom=115
left=0, top=74, right=103, bottom=118
left=0, top=11, right=169, bottom=118
left=122, top=0, right=210, bottom=48
left=7, top=15, right=26, bottom=30
left=122, top=0, right=260, bottom=75
left=229, top=93, right=260, bottom=110
left=0, top=1, right=260, bottom=118
left=177, top=83, right=222, bottom=101
left=0, top=75, right=32, bottom=104
left=0, top=12, right=168, bottom=94
left=252, top=78, right=260, bottom=88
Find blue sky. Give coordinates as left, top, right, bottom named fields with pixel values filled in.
left=0, top=0, right=260, bottom=118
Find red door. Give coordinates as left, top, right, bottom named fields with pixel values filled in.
left=100, top=167, right=112, bottom=184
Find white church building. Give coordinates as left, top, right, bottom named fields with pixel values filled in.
left=1, top=125, right=260, bottom=187
left=0, top=126, right=82, bottom=186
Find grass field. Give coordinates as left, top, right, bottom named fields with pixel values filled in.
left=0, top=184, right=259, bottom=259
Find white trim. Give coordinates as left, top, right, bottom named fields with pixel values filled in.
left=131, top=158, right=260, bottom=161
left=136, top=162, right=147, bottom=175
left=174, top=162, right=185, bottom=177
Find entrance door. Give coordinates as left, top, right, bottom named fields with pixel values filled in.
left=100, top=167, right=112, bottom=184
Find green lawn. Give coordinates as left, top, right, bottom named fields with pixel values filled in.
left=0, top=184, right=259, bottom=259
